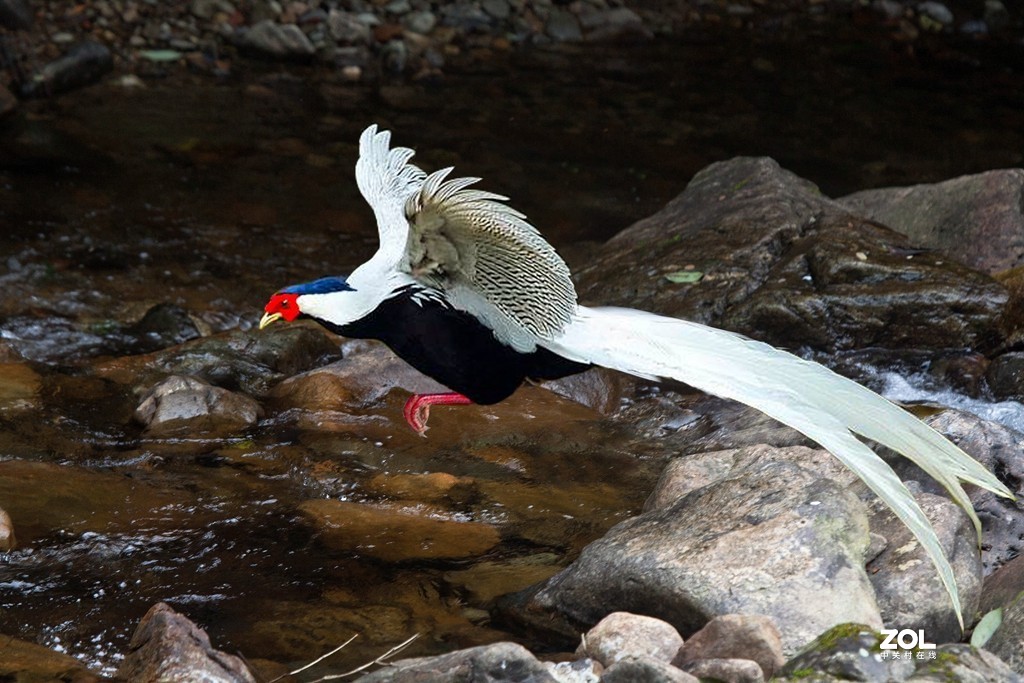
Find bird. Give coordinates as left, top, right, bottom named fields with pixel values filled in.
left=261, top=124, right=1013, bottom=629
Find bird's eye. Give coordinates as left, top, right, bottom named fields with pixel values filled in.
left=281, top=301, right=290, bottom=308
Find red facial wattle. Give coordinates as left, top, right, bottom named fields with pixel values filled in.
left=264, top=292, right=301, bottom=322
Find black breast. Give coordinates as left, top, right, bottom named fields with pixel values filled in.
left=316, top=287, right=589, bottom=404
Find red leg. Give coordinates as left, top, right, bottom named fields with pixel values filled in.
left=403, top=392, right=474, bottom=435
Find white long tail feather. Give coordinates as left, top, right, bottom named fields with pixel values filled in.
left=546, top=306, right=1015, bottom=630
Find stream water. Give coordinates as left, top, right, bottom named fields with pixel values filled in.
left=2, top=19, right=1024, bottom=676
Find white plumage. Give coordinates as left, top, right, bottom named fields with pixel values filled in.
left=345, top=125, right=1016, bottom=628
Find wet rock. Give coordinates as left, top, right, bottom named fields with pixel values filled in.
left=0, top=362, right=41, bottom=410
left=0, top=507, right=14, bottom=551
left=509, top=445, right=880, bottom=655
left=867, top=487, right=982, bottom=645
left=673, top=614, right=785, bottom=679
left=912, top=409, right=1024, bottom=573
left=777, top=624, right=914, bottom=681
left=359, top=642, right=558, bottom=682
left=0, top=635, right=103, bottom=681
left=239, top=20, right=316, bottom=58
left=985, top=351, right=1024, bottom=400
left=118, top=602, right=256, bottom=682
left=444, top=553, right=563, bottom=604
left=574, top=157, right=1008, bottom=354
left=297, top=498, right=500, bottom=562
left=0, top=459, right=185, bottom=543
left=602, top=655, right=698, bottom=683
left=124, top=303, right=203, bottom=353
left=0, top=0, right=31, bottom=30
left=269, top=339, right=446, bottom=411
left=678, top=658, right=764, bottom=683
left=134, top=375, right=262, bottom=437
left=909, top=643, right=1020, bottom=681
left=481, top=0, right=510, bottom=21
left=540, top=367, right=627, bottom=415
left=93, top=324, right=342, bottom=398
left=21, top=41, right=113, bottom=98
left=366, top=471, right=478, bottom=505
left=576, top=612, right=684, bottom=667
left=840, top=169, right=1024, bottom=275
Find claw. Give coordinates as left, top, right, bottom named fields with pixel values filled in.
left=402, top=393, right=474, bottom=435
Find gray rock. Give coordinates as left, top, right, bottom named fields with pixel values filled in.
left=982, top=583, right=1024, bottom=675
left=239, top=20, right=316, bottom=58
left=840, top=169, right=1024, bottom=275
left=913, top=410, right=1023, bottom=574
left=509, top=445, right=881, bottom=655
left=125, top=303, right=202, bottom=354
left=134, top=375, right=262, bottom=436
left=576, top=612, right=683, bottom=667
left=673, top=614, right=785, bottom=679
left=403, top=10, right=436, bottom=34
left=543, top=658, right=601, bottom=683
left=0, top=0, right=31, bottom=30
left=778, top=624, right=915, bottom=681
left=575, top=157, right=1007, bottom=354
left=358, top=641, right=558, bottom=682
left=327, top=10, right=371, bottom=44
left=546, top=9, right=582, bottom=41
left=984, top=1, right=1010, bottom=32
left=481, top=0, right=511, bottom=21
left=866, top=489, right=982, bottom=645
left=117, top=602, right=255, bottom=682
left=909, top=643, right=1022, bottom=681
left=580, top=8, right=652, bottom=41
left=916, top=2, right=954, bottom=26
left=20, top=41, right=113, bottom=98
left=678, top=657, right=764, bottom=683
left=644, top=444, right=858, bottom=513
left=602, top=655, right=698, bottom=683
left=190, top=0, right=235, bottom=20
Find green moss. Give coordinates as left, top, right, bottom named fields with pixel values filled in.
left=807, top=623, right=879, bottom=652
left=786, top=666, right=817, bottom=680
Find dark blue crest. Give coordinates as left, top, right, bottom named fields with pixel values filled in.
left=282, top=276, right=354, bottom=295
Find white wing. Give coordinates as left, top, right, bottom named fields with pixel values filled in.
left=547, top=305, right=1016, bottom=630
left=354, top=125, right=577, bottom=350
left=355, top=125, right=427, bottom=262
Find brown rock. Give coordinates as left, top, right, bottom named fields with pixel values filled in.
left=0, top=635, right=102, bottom=681
left=366, top=471, right=478, bottom=505
left=0, top=362, right=41, bottom=410
left=673, top=614, right=784, bottom=679
left=577, top=611, right=684, bottom=667
left=118, top=602, right=256, bottom=682
left=297, top=498, right=500, bottom=562
left=0, top=507, right=14, bottom=551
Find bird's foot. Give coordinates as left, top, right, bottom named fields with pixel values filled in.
left=403, top=393, right=474, bottom=436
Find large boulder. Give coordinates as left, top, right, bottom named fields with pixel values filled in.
left=840, top=169, right=1024, bottom=275
left=506, top=445, right=881, bottom=655
left=573, top=157, right=1009, bottom=353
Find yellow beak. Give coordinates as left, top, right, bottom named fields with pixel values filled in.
left=259, top=312, right=283, bottom=330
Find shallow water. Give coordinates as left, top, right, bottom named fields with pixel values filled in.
left=2, top=19, right=1024, bottom=675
